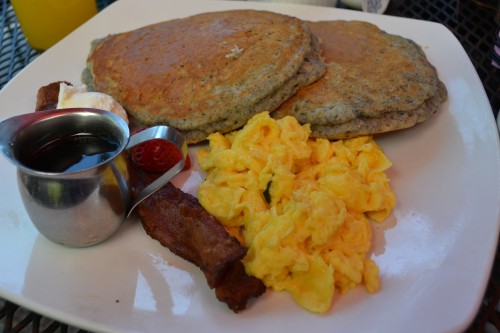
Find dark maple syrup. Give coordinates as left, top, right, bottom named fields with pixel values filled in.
left=24, top=133, right=120, bottom=173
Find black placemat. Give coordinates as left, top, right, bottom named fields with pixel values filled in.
left=384, top=0, right=500, bottom=116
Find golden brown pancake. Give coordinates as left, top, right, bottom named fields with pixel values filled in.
left=272, top=20, right=447, bottom=139
left=83, top=10, right=325, bottom=143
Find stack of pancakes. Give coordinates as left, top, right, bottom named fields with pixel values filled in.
left=83, top=10, right=447, bottom=143
left=273, top=20, right=448, bottom=139
left=83, top=10, right=325, bottom=143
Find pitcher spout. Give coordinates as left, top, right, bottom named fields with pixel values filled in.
left=0, top=111, right=44, bottom=169
left=0, top=109, right=75, bottom=170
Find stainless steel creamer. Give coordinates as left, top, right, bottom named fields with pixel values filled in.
left=0, top=108, right=186, bottom=247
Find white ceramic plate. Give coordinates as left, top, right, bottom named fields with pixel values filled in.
left=0, top=0, right=498, bottom=332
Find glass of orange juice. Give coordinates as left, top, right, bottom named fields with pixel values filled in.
left=10, top=0, right=98, bottom=51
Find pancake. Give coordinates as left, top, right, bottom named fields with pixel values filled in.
left=83, top=10, right=325, bottom=143
left=272, top=20, right=447, bottom=139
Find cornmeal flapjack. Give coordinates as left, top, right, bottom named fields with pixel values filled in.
left=272, top=20, right=447, bottom=139
left=83, top=10, right=325, bottom=143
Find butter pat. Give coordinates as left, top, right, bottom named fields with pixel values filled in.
left=57, top=83, right=129, bottom=124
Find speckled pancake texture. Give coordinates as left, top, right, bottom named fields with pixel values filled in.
left=272, top=20, right=448, bottom=139
left=83, top=10, right=325, bottom=143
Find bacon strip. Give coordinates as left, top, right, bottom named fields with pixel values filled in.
left=137, top=181, right=246, bottom=288
left=130, top=166, right=266, bottom=312
left=35, top=81, right=72, bottom=111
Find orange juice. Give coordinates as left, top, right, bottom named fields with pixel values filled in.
left=10, top=0, right=97, bottom=50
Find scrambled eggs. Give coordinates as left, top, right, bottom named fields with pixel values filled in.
left=196, top=112, right=396, bottom=313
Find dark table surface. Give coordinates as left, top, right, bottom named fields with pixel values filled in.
left=0, top=0, right=499, bottom=332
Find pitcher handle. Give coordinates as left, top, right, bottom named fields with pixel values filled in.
left=125, top=125, right=187, bottom=217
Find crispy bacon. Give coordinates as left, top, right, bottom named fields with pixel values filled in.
left=130, top=165, right=266, bottom=312
left=35, top=81, right=72, bottom=111
left=137, top=181, right=247, bottom=288
left=214, top=260, right=267, bottom=313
